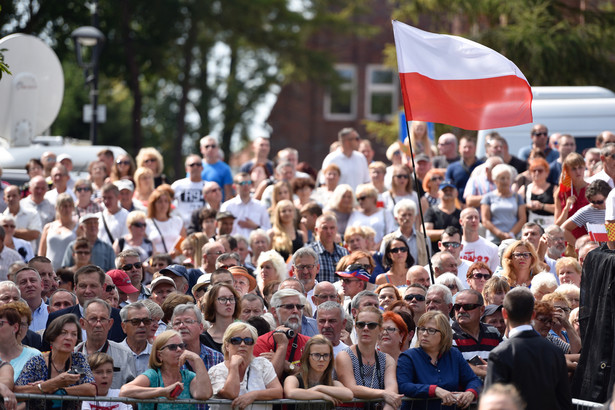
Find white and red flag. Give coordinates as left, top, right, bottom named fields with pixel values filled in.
left=392, top=20, right=533, bottom=130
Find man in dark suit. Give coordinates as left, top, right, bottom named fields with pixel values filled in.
left=484, top=287, right=571, bottom=410
left=45, top=265, right=125, bottom=347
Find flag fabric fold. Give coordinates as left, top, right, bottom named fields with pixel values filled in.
left=392, top=20, right=533, bottom=130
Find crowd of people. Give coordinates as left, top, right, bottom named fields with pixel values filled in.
left=0, top=124, right=612, bottom=410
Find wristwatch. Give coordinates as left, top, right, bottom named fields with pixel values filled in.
left=289, top=363, right=295, bottom=371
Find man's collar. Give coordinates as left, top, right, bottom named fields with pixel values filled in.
left=509, top=324, right=533, bottom=338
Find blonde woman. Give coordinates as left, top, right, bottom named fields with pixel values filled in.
left=136, top=147, right=168, bottom=187
left=408, top=120, right=433, bottom=157
left=255, top=250, right=288, bottom=296
left=133, top=167, right=156, bottom=207
left=500, top=240, right=544, bottom=288
left=268, top=199, right=306, bottom=261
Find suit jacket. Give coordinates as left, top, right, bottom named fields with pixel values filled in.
left=485, top=329, right=571, bottom=410
left=43, top=304, right=126, bottom=350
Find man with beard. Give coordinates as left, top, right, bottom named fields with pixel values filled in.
left=253, top=289, right=310, bottom=378
left=171, top=303, right=223, bottom=370
left=452, top=289, right=502, bottom=378
left=544, top=225, right=567, bottom=262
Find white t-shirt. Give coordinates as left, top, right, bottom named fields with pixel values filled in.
left=460, top=236, right=500, bottom=273
left=146, top=216, right=184, bottom=253
left=81, top=389, right=132, bottom=410
left=606, top=188, right=615, bottom=221
left=347, top=208, right=396, bottom=244
left=171, top=178, right=205, bottom=226
left=98, top=208, right=129, bottom=245
left=321, top=149, right=370, bottom=190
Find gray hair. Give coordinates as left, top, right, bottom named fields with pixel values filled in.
left=434, top=273, right=463, bottom=293
left=50, top=289, right=77, bottom=306
left=427, top=284, right=453, bottom=305
left=141, top=299, right=164, bottom=321
left=216, top=253, right=240, bottom=268
left=432, top=251, right=454, bottom=270
left=115, top=249, right=141, bottom=269
left=351, top=290, right=378, bottom=310
left=249, top=229, right=271, bottom=246
left=316, top=301, right=344, bottom=319
left=83, top=298, right=112, bottom=316
left=530, top=272, right=558, bottom=295
left=119, top=301, right=150, bottom=321
left=270, top=289, right=302, bottom=310
left=545, top=225, right=565, bottom=236
left=456, top=289, right=484, bottom=306
left=0, top=281, right=20, bottom=297
left=291, top=247, right=318, bottom=266
left=393, top=199, right=417, bottom=218
left=171, top=303, right=203, bottom=324
left=491, top=164, right=517, bottom=181
left=280, top=277, right=306, bottom=294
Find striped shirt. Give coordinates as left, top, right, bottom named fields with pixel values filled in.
left=452, top=321, right=502, bottom=361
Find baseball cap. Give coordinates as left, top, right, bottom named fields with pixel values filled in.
left=228, top=266, right=256, bottom=292
left=79, top=213, right=99, bottom=224
left=57, top=154, right=73, bottom=163
left=160, top=264, right=189, bottom=281
left=106, top=269, right=138, bottom=294
left=192, top=274, right=211, bottom=295
left=114, top=180, right=134, bottom=192
left=439, top=180, right=457, bottom=190
left=415, top=153, right=430, bottom=163
left=336, top=264, right=370, bottom=282
left=150, top=276, right=176, bottom=291
left=481, top=304, right=503, bottom=321
left=215, top=211, right=235, bottom=220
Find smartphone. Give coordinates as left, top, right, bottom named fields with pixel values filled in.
left=468, top=355, right=484, bottom=366
left=170, top=384, right=183, bottom=398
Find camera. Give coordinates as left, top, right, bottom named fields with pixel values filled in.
left=275, top=329, right=296, bottom=339
left=67, top=366, right=85, bottom=375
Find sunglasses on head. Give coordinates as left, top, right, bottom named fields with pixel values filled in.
left=355, top=321, right=379, bottom=330
left=229, top=337, right=255, bottom=346
left=122, top=262, right=142, bottom=271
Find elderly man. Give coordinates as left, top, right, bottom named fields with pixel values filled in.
left=484, top=133, right=527, bottom=175
left=406, top=266, right=431, bottom=288
left=228, top=266, right=256, bottom=297
left=291, top=247, right=320, bottom=309
left=430, top=251, right=459, bottom=278
left=14, top=266, right=47, bottom=331
left=247, top=229, right=271, bottom=270
left=311, top=281, right=340, bottom=312
left=278, top=278, right=318, bottom=337
left=116, top=249, right=149, bottom=302
left=518, top=124, right=559, bottom=163
left=321, top=127, right=370, bottom=189
left=452, top=289, right=502, bottom=378
left=311, top=214, right=348, bottom=283
left=61, top=214, right=116, bottom=272
left=201, top=241, right=225, bottom=274
left=46, top=265, right=125, bottom=344
left=171, top=303, right=223, bottom=370
left=459, top=208, right=500, bottom=273
left=544, top=225, right=567, bottom=261
left=253, top=289, right=311, bottom=377
left=464, top=156, right=504, bottom=208
left=199, top=135, right=234, bottom=200
left=3, top=185, right=41, bottom=250
left=316, top=301, right=348, bottom=356
left=150, top=276, right=176, bottom=306
left=171, top=154, right=206, bottom=227
left=220, top=172, right=271, bottom=238
left=20, top=175, right=55, bottom=227
left=47, top=289, right=77, bottom=313
left=98, top=183, right=129, bottom=245
left=119, top=301, right=153, bottom=375
left=0, top=227, right=22, bottom=281
left=433, top=133, right=460, bottom=168
left=239, top=294, right=266, bottom=322
left=76, top=298, right=137, bottom=389
left=45, top=164, right=76, bottom=205
left=425, top=283, right=453, bottom=316
left=403, top=284, right=427, bottom=323
left=380, top=199, right=428, bottom=266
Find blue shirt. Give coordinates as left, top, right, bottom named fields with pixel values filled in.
left=397, top=347, right=482, bottom=410
left=200, top=160, right=233, bottom=200
left=445, top=158, right=484, bottom=202
left=518, top=145, right=559, bottom=163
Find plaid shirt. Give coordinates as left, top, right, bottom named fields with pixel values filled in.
left=183, top=344, right=223, bottom=410
left=311, top=241, right=348, bottom=283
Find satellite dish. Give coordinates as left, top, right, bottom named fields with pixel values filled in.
left=0, top=34, right=64, bottom=147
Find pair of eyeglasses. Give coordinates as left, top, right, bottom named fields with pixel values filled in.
left=85, top=318, right=111, bottom=326
left=229, top=337, right=255, bottom=346
left=430, top=176, right=444, bottom=182
left=217, top=297, right=237, bottom=305
left=277, top=303, right=304, bottom=310
left=590, top=199, right=605, bottom=205
left=441, top=242, right=461, bottom=249
left=357, top=196, right=368, bottom=201
left=172, top=319, right=197, bottom=327
left=2, top=225, right=15, bottom=228
left=309, top=353, right=331, bottom=361
left=532, top=131, right=548, bottom=137
left=161, top=343, right=186, bottom=352
left=355, top=321, right=379, bottom=330
left=123, top=317, right=152, bottom=326
left=404, top=294, right=425, bottom=302
left=417, top=327, right=441, bottom=335
left=315, top=294, right=338, bottom=301
left=453, top=303, right=482, bottom=311
left=122, top=262, right=143, bottom=271
left=381, top=327, right=398, bottom=334
left=471, top=273, right=491, bottom=280
left=294, top=264, right=315, bottom=271
left=389, top=247, right=408, bottom=254
left=341, top=278, right=359, bottom=284
left=512, top=252, right=531, bottom=259
left=75, top=187, right=92, bottom=193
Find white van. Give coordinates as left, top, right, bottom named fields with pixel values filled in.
left=476, top=86, right=615, bottom=158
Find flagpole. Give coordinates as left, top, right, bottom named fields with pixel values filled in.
left=402, top=119, right=436, bottom=284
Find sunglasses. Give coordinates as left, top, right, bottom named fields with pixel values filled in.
left=161, top=343, right=186, bottom=352
left=532, top=132, right=548, bottom=137
left=123, top=317, right=152, bottom=326
left=394, top=174, right=409, bottom=179
left=237, top=180, right=252, bottom=186
left=122, top=262, right=142, bottom=271
left=355, top=321, right=379, bottom=330
left=75, top=251, right=91, bottom=256
left=357, top=196, right=368, bottom=201
left=188, top=163, right=203, bottom=168
left=512, top=252, right=531, bottom=259
left=116, top=160, right=131, bottom=166
left=471, top=273, right=492, bottom=280
left=229, top=337, right=255, bottom=346
left=131, top=222, right=146, bottom=228
left=389, top=247, right=408, bottom=254
left=404, top=294, right=425, bottom=302
left=453, top=303, right=482, bottom=312
left=441, top=242, right=461, bottom=249
left=590, top=199, right=605, bottom=205
left=143, top=158, right=156, bottom=163
left=277, top=303, right=305, bottom=311
left=75, top=187, right=92, bottom=193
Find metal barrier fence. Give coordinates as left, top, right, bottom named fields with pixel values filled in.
left=13, top=393, right=604, bottom=409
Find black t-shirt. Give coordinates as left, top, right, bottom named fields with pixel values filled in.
left=424, top=206, right=462, bottom=253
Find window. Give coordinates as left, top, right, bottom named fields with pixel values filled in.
left=365, top=65, right=398, bottom=120
left=324, top=64, right=357, bottom=120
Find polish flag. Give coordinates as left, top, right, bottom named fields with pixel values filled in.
left=587, top=223, right=608, bottom=243
left=392, top=21, right=533, bottom=130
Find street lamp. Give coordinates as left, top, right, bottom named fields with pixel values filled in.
left=71, top=26, right=105, bottom=145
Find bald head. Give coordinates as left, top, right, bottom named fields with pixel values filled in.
left=407, top=266, right=430, bottom=288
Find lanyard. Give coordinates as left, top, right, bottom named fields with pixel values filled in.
left=355, top=346, right=381, bottom=389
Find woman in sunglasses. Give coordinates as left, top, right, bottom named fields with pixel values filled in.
left=562, top=179, right=610, bottom=243
left=397, top=311, right=481, bottom=410
left=110, top=153, right=136, bottom=183
left=375, top=236, right=414, bottom=287
left=336, top=307, right=403, bottom=410
left=421, top=168, right=446, bottom=210
left=120, top=329, right=211, bottom=408
left=73, top=179, right=102, bottom=218
left=284, top=335, right=352, bottom=405
left=113, top=210, right=155, bottom=263
left=500, top=240, right=544, bottom=288
left=382, top=164, right=418, bottom=216
left=208, top=322, right=282, bottom=410
left=465, top=261, right=493, bottom=294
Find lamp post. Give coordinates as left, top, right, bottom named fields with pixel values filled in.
left=71, top=26, right=105, bottom=145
